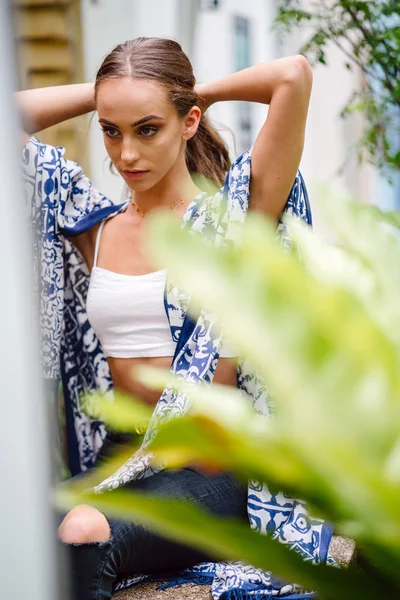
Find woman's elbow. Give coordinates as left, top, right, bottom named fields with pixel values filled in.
left=283, top=55, right=313, bottom=91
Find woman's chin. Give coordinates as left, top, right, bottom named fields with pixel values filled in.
left=122, top=176, right=155, bottom=192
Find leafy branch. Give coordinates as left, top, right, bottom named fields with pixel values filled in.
left=275, top=0, right=400, bottom=172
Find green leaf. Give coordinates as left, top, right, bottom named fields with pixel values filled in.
left=273, top=0, right=400, bottom=173
left=55, top=483, right=398, bottom=600
left=57, top=175, right=400, bottom=596
left=83, top=389, right=153, bottom=434
left=140, top=210, right=400, bottom=584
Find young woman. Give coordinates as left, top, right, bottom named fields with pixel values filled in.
left=19, top=38, right=324, bottom=600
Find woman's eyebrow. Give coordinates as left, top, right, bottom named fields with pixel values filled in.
left=132, top=115, right=165, bottom=127
left=98, top=115, right=165, bottom=128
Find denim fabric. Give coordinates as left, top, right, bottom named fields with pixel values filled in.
left=65, top=463, right=248, bottom=600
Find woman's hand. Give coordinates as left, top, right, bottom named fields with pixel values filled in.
left=195, top=56, right=311, bottom=108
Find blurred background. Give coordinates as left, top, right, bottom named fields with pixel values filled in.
left=12, top=0, right=400, bottom=229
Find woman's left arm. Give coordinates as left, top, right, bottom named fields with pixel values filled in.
left=196, top=56, right=313, bottom=220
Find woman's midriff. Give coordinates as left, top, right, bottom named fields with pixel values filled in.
left=107, top=355, right=238, bottom=405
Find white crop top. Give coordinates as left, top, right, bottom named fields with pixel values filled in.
left=86, top=221, right=236, bottom=359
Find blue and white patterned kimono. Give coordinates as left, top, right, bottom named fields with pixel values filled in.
left=23, top=137, right=332, bottom=600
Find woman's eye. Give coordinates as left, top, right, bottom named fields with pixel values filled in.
left=139, top=126, right=158, bottom=137
left=101, top=127, right=120, bottom=139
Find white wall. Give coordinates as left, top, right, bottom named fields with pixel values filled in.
left=193, top=0, right=275, bottom=158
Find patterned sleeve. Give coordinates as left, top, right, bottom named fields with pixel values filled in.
left=223, top=148, right=312, bottom=224
left=22, top=136, right=118, bottom=237
left=22, top=137, right=120, bottom=382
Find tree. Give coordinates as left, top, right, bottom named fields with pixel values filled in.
left=274, top=0, right=400, bottom=173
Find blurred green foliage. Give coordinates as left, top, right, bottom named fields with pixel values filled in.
left=57, top=192, right=400, bottom=598
left=275, top=0, right=400, bottom=172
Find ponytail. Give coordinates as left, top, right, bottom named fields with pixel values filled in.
left=186, top=115, right=231, bottom=193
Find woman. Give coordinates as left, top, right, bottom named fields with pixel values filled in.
left=19, top=38, right=324, bottom=600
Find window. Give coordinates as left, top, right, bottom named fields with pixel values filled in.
left=201, top=0, right=220, bottom=10
left=233, top=15, right=252, bottom=154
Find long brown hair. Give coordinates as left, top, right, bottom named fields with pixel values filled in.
left=94, top=37, right=230, bottom=189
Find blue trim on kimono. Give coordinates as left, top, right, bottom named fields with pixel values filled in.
left=61, top=204, right=127, bottom=237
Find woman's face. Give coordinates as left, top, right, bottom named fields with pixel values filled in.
left=96, top=77, right=197, bottom=191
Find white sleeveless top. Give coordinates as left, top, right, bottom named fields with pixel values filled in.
left=86, top=220, right=236, bottom=359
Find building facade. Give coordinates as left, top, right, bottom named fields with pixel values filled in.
left=13, top=0, right=86, bottom=167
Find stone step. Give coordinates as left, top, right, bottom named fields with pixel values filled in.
left=113, top=581, right=212, bottom=600
left=111, top=536, right=356, bottom=599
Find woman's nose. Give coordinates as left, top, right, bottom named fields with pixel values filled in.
left=120, top=139, right=139, bottom=164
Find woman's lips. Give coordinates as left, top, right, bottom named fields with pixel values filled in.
left=122, top=170, right=149, bottom=180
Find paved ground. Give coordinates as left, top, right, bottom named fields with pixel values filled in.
left=113, top=581, right=212, bottom=599
left=112, top=536, right=356, bottom=598
left=328, top=535, right=356, bottom=567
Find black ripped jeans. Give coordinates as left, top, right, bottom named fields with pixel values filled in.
left=62, top=436, right=248, bottom=600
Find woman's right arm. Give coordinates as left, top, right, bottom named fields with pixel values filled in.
left=16, top=83, right=95, bottom=135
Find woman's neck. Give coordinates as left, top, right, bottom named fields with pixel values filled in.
left=131, top=155, right=201, bottom=214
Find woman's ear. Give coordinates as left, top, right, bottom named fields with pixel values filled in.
left=182, top=106, right=202, bottom=140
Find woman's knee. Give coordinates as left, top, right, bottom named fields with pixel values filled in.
left=58, top=504, right=111, bottom=544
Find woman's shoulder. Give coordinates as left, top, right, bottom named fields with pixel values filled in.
left=22, top=135, right=129, bottom=235
left=225, top=149, right=252, bottom=185
left=21, top=136, right=92, bottom=181
left=22, top=135, right=66, bottom=165
left=22, top=136, right=78, bottom=191
left=193, top=150, right=252, bottom=204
